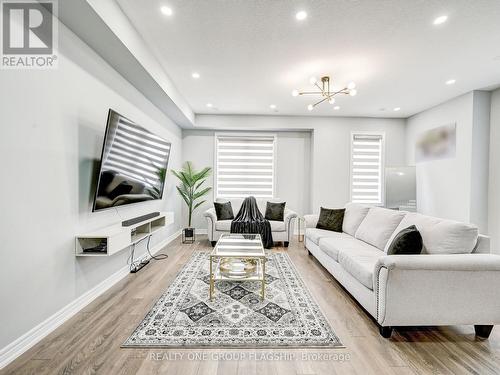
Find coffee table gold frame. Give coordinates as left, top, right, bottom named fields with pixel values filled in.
left=209, top=234, right=266, bottom=301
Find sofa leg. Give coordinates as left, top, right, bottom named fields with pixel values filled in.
left=284, top=241, right=289, bottom=248
left=379, top=326, right=393, bottom=338
left=474, top=325, right=494, bottom=338
left=211, top=241, right=216, bottom=247
left=307, top=249, right=312, bottom=256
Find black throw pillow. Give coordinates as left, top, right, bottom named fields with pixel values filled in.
left=265, top=201, right=286, bottom=221
left=214, top=201, right=234, bottom=220
left=386, top=225, right=423, bottom=255
left=316, top=207, right=345, bottom=232
left=108, top=181, right=133, bottom=199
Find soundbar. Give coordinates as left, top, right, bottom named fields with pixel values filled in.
left=122, top=212, right=160, bottom=227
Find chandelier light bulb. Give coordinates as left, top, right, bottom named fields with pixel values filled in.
left=309, top=76, right=317, bottom=84
left=328, top=97, right=335, bottom=104
left=307, top=104, right=314, bottom=111
left=347, top=82, right=356, bottom=90
left=349, top=89, right=357, bottom=96
left=291, top=89, right=299, bottom=97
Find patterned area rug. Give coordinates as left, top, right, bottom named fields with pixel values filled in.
left=123, top=252, right=343, bottom=348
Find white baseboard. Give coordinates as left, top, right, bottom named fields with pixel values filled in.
left=0, top=229, right=181, bottom=370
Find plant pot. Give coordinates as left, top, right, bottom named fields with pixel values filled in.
left=182, top=227, right=195, bottom=244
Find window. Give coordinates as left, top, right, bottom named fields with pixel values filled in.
left=215, top=134, right=276, bottom=198
left=350, top=133, right=384, bottom=205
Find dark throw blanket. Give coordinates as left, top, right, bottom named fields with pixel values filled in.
left=230, top=196, right=274, bottom=248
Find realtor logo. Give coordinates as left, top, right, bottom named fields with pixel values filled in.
left=1, top=0, right=58, bottom=69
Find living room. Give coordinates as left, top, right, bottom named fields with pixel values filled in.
left=1, top=1, right=500, bottom=374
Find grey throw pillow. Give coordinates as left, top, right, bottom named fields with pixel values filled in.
left=316, top=207, right=345, bottom=232
left=265, top=201, right=286, bottom=221
left=386, top=225, right=423, bottom=255
left=214, top=201, right=234, bottom=220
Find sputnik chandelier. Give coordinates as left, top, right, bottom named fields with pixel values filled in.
left=292, top=76, right=357, bottom=110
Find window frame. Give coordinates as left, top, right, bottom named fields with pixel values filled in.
left=214, top=132, right=277, bottom=200
left=349, top=131, right=386, bottom=206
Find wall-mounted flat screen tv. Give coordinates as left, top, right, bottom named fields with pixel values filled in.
left=92, top=109, right=171, bottom=211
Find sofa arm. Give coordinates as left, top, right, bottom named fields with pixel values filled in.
left=303, top=214, right=319, bottom=228
left=283, top=209, right=297, bottom=241
left=203, top=207, right=217, bottom=221
left=284, top=209, right=297, bottom=225
left=374, top=254, right=500, bottom=326
left=204, top=208, right=217, bottom=241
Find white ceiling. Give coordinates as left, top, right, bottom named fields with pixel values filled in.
left=117, top=0, right=500, bottom=118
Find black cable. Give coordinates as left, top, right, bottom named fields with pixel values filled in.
left=128, top=235, right=152, bottom=271
left=146, top=235, right=168, bottom=260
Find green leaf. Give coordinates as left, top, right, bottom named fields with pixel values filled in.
left=193, top=200, right=206, bottom=211
left=195, top=180, right=206, bottom=190
left=176, top=186, right=190, bottom=206
left=193, top=167, right=211, bottom=182
left=193, top=186, right=212, bottom=200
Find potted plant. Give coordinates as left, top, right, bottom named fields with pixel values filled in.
left=172, top=161, right=212, bottom=243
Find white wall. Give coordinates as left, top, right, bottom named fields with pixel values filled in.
left=194, top=114, right=407, bottom=215
left=488, top=88, right=500, bottom=252
left=0, top=21, right=182, bottom=349
left=181, top=130, right=311, bottom=229
left=405, top=91, right=490, bottom=232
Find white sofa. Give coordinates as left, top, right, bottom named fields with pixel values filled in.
left=304, top=203, right=500, bottom=338
left=204, top=198, right=297, bottom=247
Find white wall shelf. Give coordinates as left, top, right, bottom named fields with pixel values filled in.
left=75, top=212, right=173, bottom=257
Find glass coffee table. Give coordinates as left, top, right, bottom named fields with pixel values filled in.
left=209, top=234, right=266, bottom=301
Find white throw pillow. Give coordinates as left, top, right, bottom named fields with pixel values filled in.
left=383, top=212, right=479, bottom=254
left=342, top=203, right=371, bottom=236
left=354, top=207, right=406, bottom=250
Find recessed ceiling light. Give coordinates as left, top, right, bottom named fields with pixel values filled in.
left=393, top=107, right=401, bottom=111
left=269, top=104, right=277, bottom=109
left=191, top=72, right=200, bottom=79
left=160, top=6, right=173, bottom=16
left=433, top=15, right=448, bottom=25
left=445, top=79, right=456, bottom=85
left=206, top=103, right=213, bottom=108
left=333, top=106, right=340, bottom=110
left=296, top=11, right=307, bottom=21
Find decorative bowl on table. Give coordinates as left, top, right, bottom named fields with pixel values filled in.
left=219, top=258, right=258, bottom=279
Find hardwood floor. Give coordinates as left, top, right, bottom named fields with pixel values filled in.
left=3, top=236, right=500, bottom=375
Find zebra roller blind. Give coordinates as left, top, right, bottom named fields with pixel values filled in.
left=215, top=134, right=276, bottom=198
left=350, top=133, right=384, bottom=205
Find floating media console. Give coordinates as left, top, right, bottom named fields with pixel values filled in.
left=75, top=212, right=174, bottom=257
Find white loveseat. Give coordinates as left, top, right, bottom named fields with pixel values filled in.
left=304, top=203, right=500, bottom=338
left=204, top=198, right=297, bottom=247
